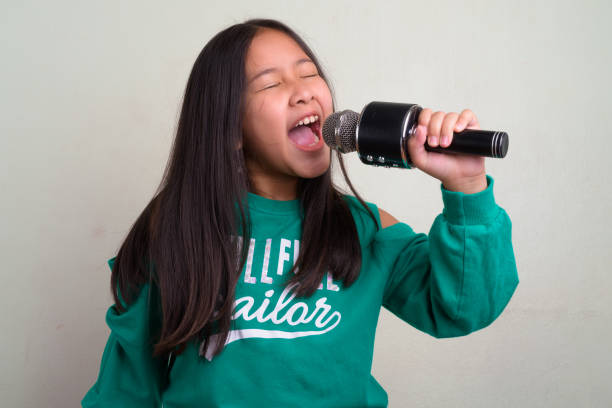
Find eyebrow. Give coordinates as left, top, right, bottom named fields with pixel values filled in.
left=248, top=58, right=315, bottom=84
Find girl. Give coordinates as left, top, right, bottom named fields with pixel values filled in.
left=82, top=18, right=518, bottom=408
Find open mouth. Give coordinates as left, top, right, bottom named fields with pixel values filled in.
left=288, top=114, right=321, bottom=148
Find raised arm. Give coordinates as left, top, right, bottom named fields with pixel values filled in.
left=376, top=175, right=519, bottom=338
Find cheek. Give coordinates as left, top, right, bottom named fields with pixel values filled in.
left=315, top=83, right=334, bottom=114
left=246, top=96, right=286, bottom=134
left=243, top=110, right=286, bottom=157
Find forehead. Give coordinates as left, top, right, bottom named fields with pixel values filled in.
left=245, top=29, right=309, bottom=73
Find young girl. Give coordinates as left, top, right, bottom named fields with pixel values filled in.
left=82, top=18, right=518, bottom=408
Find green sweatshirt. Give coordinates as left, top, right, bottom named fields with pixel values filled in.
left=82, top=174, right=518, bottom=407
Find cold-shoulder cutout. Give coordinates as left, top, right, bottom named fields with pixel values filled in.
left=378, top=208, right=399, bottom=229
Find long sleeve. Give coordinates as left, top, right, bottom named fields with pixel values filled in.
left=82, top=258, right=168, bottom=408
left=377, top=174, right=519, bottom=338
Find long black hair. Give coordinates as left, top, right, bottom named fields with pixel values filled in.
left=110, top=18, right=377, bottom=361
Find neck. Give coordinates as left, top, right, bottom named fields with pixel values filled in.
left=246, top=164, right=298, bottom=201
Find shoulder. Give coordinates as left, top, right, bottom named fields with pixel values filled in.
left=107, top=256, right=160, bottom=311
left=378, top=208, right=399, bottom=229
left=342, top=195, right=399, bottom=229
left=341, top=195, right=399, bottom=247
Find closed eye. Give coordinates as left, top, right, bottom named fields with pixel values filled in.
left=258, top=74, right=318, bottom=91
left=259, top=83, right=280, bottom=91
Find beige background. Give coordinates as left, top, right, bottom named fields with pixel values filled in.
left=1, top=0, right=611, bottom=406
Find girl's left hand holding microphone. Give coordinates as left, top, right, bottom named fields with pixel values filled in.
left=407, top=108, right=488, bottom=194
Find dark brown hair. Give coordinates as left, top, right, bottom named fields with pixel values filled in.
left=110, top=18, right=377, bottom=363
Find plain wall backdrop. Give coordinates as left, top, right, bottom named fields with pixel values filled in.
left=1, top=0, right=611, bottom=406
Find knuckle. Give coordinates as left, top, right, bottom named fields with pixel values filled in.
left=444, top=113, right=459, bottom=125
left=430, top=112, right=444, bottom=126
left=419, top=108, right=432, bottom=124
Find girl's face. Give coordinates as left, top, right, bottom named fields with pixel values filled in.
left=242, top=29, right=333, bottom=193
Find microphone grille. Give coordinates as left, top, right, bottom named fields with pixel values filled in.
left=322, top=110, right=360, bottom=153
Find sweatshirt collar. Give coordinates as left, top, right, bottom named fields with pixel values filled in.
left=246, top=191, right=301, bottom=215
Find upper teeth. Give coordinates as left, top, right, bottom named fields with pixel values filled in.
left=295, top=115, right=319, bottom=127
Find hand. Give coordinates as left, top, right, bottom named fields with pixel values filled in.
left=407, top=108, right=487, bottom=194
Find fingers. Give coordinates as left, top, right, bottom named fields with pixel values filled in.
left=455, top=109, right=480, bottom=131
left=418, top=108, right=481, bottom=149
left=408, top=116, right=429, bottom=169
left=425, top=111, right=443, bottom=146
left=409, top=106, right=484, bottom=179
left=418, top=108, right=433, bottom=127
left=440, top=112, right=459, bottom=147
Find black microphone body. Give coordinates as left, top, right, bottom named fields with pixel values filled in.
left=322, top=101, right=509, bottom=169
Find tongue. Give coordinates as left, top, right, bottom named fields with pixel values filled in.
left=288, top=125, right=316, bottom=146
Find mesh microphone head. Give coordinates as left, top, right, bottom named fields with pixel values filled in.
left=321, top=110, right=360, bottom=153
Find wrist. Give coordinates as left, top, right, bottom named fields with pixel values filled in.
left=442, top=174, right=488, bottom=194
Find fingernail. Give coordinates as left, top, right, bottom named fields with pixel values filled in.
left=441, top=136, right=447, bottom=145
left=455, top=122, right=463, bottom=131
left=430, top=136, right=437, bottom=145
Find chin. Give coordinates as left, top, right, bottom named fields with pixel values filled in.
left=296, top=160, right=330, bottom=179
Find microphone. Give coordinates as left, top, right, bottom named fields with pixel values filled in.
left=322, top=101, right=509, bottom=169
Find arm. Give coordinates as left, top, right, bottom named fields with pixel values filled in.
left=82, top=259, right=168, bottom=408
left=377, top=175, right=519, bottom=338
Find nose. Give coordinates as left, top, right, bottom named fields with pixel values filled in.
left=289, top=80, right=314, bottom=106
